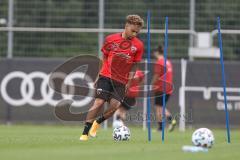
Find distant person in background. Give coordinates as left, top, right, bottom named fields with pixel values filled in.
left=112, top=70, right=145, bottom=128
left=152, top=45, right=176, bottom=132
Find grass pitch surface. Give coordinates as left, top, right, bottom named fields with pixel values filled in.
left=0, top=125, right=239, bottom=160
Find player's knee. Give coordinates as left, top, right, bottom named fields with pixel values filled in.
left=110, top=99, right=121, bottom=109
left=93, top=98, right=105, bottom=107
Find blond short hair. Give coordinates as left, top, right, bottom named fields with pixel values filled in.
left=126, top=15, right=144, bottom=28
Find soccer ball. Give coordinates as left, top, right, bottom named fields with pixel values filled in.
left=113, top=125, right=131, bottom=141
left=192, top=128, right=215, bottom=148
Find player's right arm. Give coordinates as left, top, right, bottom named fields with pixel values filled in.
left=93, top=36, right=111, bottom=87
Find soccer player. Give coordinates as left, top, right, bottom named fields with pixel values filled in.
left=152, top=45, right=176, bottom=132
left=80, top=15, right=144, bottom=141
left=112, top=70, right=145, bottom=128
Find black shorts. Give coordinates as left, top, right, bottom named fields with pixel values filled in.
left=154, top=92, right=171, bottom=106
left=121, top=97, right=136, bottom=110
left=95, top=75, right=126, bottom=102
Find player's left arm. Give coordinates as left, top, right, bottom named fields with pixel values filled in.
left=126, top=63, right=138, bottom=92
left=135, top=70, right=145, bottom=88
left=126, top=42, right=144, bottom=91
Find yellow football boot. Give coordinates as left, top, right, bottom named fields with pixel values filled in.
left=168, top=119, right=177, bottom=132
left=79, top=134, right=89, bottom=141
left=89, top=120, right=101, bottom=137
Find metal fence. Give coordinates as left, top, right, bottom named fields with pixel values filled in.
left=0, top=0, right=240, bottom=59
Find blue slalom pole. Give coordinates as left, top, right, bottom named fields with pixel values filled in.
left=217, top=17, right=231, bottom=143
left=162, top=16, right=168, bottom=142
left=147, top=10, right=152, bottom=142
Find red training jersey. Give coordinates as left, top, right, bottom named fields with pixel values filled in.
left=100, top=33, right=144, bottom=84
left=153, top=56, right=173, bottom=94
left=126, top=70, right=145, bottom=97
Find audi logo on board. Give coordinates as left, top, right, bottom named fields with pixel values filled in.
left=0, top=71, right=94, bottom=107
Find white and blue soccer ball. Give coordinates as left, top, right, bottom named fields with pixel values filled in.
left=113, top=125, right=131, bottom=141
left=192, top=128, right=215, bottom=148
